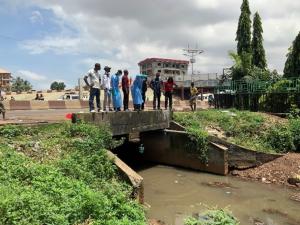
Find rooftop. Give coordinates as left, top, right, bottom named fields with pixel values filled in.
left=138, top=58, right=189, bottom=66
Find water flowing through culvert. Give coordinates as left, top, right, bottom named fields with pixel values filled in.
left=112, top=139, right=300, bottom=225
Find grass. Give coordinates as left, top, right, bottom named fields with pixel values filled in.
left=174, top=109, right=300, bottom=154
left=0, top=123, right=146, bottom=225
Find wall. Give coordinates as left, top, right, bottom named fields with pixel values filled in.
left=140, top=130, right=228, bottom=175
left=76, top=110, right=171, bottom=136
left=208, top=135, right=284, bottom=169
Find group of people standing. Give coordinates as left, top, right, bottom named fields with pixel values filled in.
left=84, top=63, right=177, bottom=112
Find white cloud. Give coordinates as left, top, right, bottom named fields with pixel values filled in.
left=21, top=36, right=81, bottom=54
left=8, top=0, right=300, bottom=75
left=30, top=10, right=43, bottom=24
left=17, top=70, right=47, bottom=81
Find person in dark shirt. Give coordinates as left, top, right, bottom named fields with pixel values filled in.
left=141, top=78, right=148, bottom=110
left=150, top=73, right=163, bottom=110
left=164, top=77, right=177, bottom=110
left=122, top=70, right=130, bottom=111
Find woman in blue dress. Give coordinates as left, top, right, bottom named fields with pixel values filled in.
left=111, top=70, right=122, bottom=111
left=131, top=74, right=146, bottom=111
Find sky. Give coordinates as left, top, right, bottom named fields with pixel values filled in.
left=0, top=0, right=299, bottom=89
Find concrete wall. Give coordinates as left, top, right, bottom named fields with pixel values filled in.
left=171, top=121, right=283, bottom=170
left=76, top=110, right=171, bottom=136
left=106, top=151, right=144, bottom=203
left=208, top=135, right=284, bottom=169
left=140, top=130, right=228, bottom=175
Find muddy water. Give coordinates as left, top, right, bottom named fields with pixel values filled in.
left=138, top=165, right=300, bottom=225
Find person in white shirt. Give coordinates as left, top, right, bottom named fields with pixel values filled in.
left=102, top=66, right=112, bottom=111
left=84, top=63, right=102, bottom=112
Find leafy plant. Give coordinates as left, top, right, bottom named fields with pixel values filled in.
left=0, top=122, right=146, bottom=225
left=0, top=125, right=23, bottom=138
left=264, top=124, right=295, bottom=153
left=184, top=208, right=239, bottom=225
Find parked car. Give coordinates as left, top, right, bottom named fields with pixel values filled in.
left=58, top=93, right=80, bottom=100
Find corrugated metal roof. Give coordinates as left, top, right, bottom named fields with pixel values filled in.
left=0, top=68, right=10, bottom=74
left=138, top=58, right=189, bottom=65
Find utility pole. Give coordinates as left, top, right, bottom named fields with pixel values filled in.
left=183, top=45, right=204, bottom=76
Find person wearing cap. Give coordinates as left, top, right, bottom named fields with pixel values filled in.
left=111, top=70, right=122, bottom=112
left=84, top=63, right=102, bottom=112
left=150, top=72, right=163, bottom=110
left=102, top=66, right=113, bottom=111
left=122, top=70, right=130, bottom=111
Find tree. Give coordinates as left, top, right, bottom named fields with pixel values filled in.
left=229, top=51, right=252, bottom=80
left=252, top=12, right=267, bottom=70
left=236, top=0, right=252, bottom=56
left=50, top=81, right=66, bottom=91
left=284, top=32, right=300, bottom=78
left=11, top=77, right=32, bottom=92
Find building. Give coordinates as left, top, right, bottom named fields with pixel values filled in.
left=0, top=68, right=11, bottom=91
left=138, top=58, right=189, bottom=82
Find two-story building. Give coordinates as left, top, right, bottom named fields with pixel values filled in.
left=138, top=58, right=189, bottom=83
left=0, top=68, right=11, bottom=91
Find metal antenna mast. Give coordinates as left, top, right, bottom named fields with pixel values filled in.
left=183, top=45, right=204, bottom=75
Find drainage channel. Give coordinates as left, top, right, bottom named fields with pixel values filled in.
left=112, top=132, right=300, bottom=225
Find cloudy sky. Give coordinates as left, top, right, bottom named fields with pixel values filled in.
left=0, top=0, right=299, bottom=89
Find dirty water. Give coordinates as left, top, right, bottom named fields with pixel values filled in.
left=138, top=165, right=300, bottom=225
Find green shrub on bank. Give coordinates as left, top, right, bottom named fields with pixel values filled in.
left=174, top=110, right=300, bottom=154
left=289, top=118, right=300, bottom=151
left=0, top=123, right=146, bottom=225
left=263, top=124, right=295, bottom=153
left=184, top=208, right=239, bottom=225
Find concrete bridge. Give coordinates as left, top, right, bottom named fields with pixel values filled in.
left=72, top=110, right=171, bottom=136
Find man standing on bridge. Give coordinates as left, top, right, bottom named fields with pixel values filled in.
left=84, top=63, right=102, bottom=113
left=150, top=72, right=163, bottom=110
left=102, top=66, right=113, bottom=111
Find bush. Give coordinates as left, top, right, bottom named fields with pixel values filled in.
left=184, top=208, right=239, bottom=225
left=264, top=124, right=295, bottom=153
left=0, top=122, right=146, bottom=225
left=0, top=125, right=23, bottom=138
left=289, top=118, right=300, bottom=151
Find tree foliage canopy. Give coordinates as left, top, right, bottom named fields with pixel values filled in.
left=11, top=77, right=32, bottom=92
left=50, top=81, right=66, bottom=91
left=252, top=12, right=267, bottom=70
left=236, top=0, right=252, bottom=55
left=284, top=32, right=300, bottom=78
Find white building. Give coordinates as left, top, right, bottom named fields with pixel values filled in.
left=138, top=58, right=189, bottom=83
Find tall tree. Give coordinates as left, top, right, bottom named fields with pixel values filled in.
left=236, top=0, right=252, bottom=56
left=284, top=32, right=300, bottom=78
left=11, top=77, right=32, bottom=92
left=252, top=12, right=267, bottom=70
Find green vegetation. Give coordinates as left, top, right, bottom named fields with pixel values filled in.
left=252, top=12, right=267, bottom=70
left=11, top=76, right=32, bottom=92
left=0, top=123, right=146, bottom=225
left=50, top=81, right=66, bottom=91
left=236, top=0, right=251, bottom=56
left=184, top=208, right=239, bottom=225
left=284, top=32, right=300, bottom=78
left=174, top=109, right=300, bottom=153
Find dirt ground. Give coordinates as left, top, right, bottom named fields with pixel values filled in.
left=232, top=153, right=300, bottom=188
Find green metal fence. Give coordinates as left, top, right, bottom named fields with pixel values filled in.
left=215, top=78, right=300, bottom=94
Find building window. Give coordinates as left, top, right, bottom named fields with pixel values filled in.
left=182, top=71, right=185, bottom=75
left=181, top=65, right=185, bottom=68
left=158, top=70, right=161, bottom=73
left=158, top=63, right=161, bottom=66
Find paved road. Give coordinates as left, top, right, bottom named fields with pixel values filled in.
left=0, top=109, right=89, bottom=125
